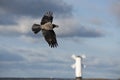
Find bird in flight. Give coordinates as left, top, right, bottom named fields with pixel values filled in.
left=32, top=11, right=59, bottom=48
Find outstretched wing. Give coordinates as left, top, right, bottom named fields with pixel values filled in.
left=41, top=11, right=53, bottom=25
left=42, top=30, right=58, bottom=48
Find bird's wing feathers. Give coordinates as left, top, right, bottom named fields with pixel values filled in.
left=41, top=11, right=53, bottom=25
left=42, top=30, right=58, bottom=48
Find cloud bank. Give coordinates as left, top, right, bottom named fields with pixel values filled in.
left=0, top=0, right=72, bottom=25
left=0, top=0, right=104, bottom=38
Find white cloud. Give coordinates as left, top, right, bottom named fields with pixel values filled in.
left=0, top=17, right=40, bottom=37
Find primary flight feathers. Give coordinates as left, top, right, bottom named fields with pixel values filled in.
left=32, top=11, right=59, bottom=48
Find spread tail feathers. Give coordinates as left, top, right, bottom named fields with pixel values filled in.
left=32, top=24, right=41, bottom=34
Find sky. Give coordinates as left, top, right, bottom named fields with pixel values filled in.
left=0, top=0, right=120, bottom=79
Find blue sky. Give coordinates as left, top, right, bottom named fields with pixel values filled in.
left=0, top=0, right=120, bottom=79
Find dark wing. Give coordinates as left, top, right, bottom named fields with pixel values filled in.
left=42, top=30, right=58, bottom=48
left=41, top=11, right=53, bottom=25
left=32, top=24, right=41, bottom=34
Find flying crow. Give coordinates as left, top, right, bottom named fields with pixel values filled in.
left=32, top=11, right=59, bottom=48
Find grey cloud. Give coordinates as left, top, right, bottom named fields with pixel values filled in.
left=85, top=56, right=120, bottom=78
left=0, top=28, right=24, bottom=37
left=0, top=18, right=104, bottom=40
left=57, top=25, right=104, bottom=38
left=0, top=0, right=103, bottom=38
left=0, top=0, right=72, bottom=25
left=0, top=46, right=72, bottom=77
left=0, top=0, right=72, bottom=17
left=72, top=26, right=103, bottom=37
left=0, top=49, right=24, bottom=62
left=0, top=15, right=17, bottom=25
left=89, top=18, right=103, bottom=26
left=54, top=18, right=104, bottom=38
